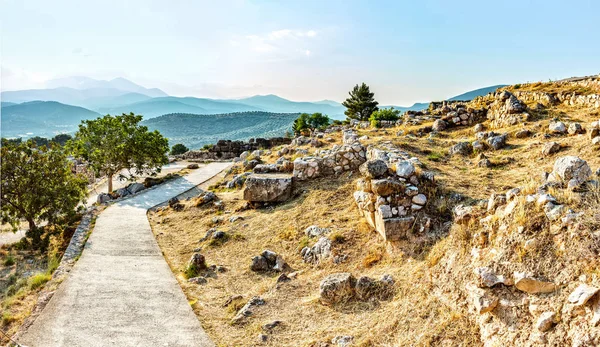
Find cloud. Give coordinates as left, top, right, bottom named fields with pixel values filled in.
left=237, top=29, right=318, bottom=56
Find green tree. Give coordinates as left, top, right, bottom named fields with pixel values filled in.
left=170, top=143, right=189, bottom=155
left=29, top=136, right=49, bottom=147
left=342, top=83, right=379, bottom=121
left=69, top=113, right=169, bottom=193
left=0, top=140, right=87, bottom=248
left=369, top=108, right=401, bottom=128
left=51, top=134, right=73, bottom=146
left=292, top=113, right=331, bottom=135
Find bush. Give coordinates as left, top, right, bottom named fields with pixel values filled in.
left=369, top=108, right=401, bottom=128
left=3, top=254, right=15, bottom=266
left=29, top=273, right=52, bottom=290
left=170, top=143, right=189, bottom=155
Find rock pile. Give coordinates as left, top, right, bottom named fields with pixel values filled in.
left=182, top=137, right=291, bottom=161
left=353, top=145, right=433, bottom=242
left=292, top=131, right=366, bottom=180
left=487, top=91, right=530, bottom=128
left=250, top=250, right=288, bottom=272
left=319, top=272, right=394, bottom=305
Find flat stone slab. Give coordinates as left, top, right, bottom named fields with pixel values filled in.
left=18, top=162, right=230, bottom=347
left=243, top=173, right=293, bottom=202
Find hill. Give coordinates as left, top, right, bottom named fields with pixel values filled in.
left=0, top=101, right=100, bottom=138
left=45, top=76, right=167, bottom=97
left=234, top=94, right=346, bottom=118
left=102, top=97, right=264, bottom=119
left=447, top=84, right=507, bottom=101
left=142, top=111, right=298, bottom=149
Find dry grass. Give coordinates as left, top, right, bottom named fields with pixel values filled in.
left=149, top=93, right=600, bottom=346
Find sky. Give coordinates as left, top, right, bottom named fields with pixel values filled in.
left=1, top=0, right=599, bottom=105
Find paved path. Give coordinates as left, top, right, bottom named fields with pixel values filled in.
left=19, top=162, right=231, bottom=347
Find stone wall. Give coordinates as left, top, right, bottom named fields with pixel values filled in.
left=354, top=144, right=433, bottom=242
left=292, top=131, right=366, bottom=180
left=182, top=137, right=292, bottom=161
left=513, top=91, right=600, bottom=109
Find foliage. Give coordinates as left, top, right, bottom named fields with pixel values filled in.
left=142, top=111, right=298, bottom=149
left=292, top=112, right=331, bottom=135
left=51, top=134, right=73, bottom=146
left=342, top=82, right=379, bottom=121
left=0, top=140, right=87, bottom=248
left=369, top=108, right=401, bottom=128
left=29, top=136, right=49, bottom=147
left=170, top=143, right=189, bottom=156
left=69, top=113, right=169, bottom=193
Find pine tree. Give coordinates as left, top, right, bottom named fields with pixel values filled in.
left=342, top=83, right=379, bottom=121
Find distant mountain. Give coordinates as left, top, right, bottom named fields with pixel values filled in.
left=143, top=111, right=298, bottom=149
left=447, top=85, right=507, bottom=101
left=233, top=95, right=346, bottom=118
left=314, top=100, right=343, bottom=107
left=45, top=76, right=167, bottom=97
left=1, top=101, right=17, bottom=107
left=1, top=101, right=100, bottom=138
left=101, top=96, right=264, bottom=119
left=384, top=102, right=429, bottom=113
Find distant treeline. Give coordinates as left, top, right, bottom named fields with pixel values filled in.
left=1, top=134, right=73, bottom=147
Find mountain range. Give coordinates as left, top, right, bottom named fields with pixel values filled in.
left=0, top=76, right=506, bottom=140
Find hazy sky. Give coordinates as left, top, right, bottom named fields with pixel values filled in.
left=1, top=0, right=599, bottom=105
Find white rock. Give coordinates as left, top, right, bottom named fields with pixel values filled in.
left=412, top=194, right=427, bottom=206
left=568, top=283, right=600, bottom=307
left=536, top=311, right=556, bottom=332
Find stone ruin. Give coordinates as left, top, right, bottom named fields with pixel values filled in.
left=181, top=137, right=291, bottom=161
left=353, top=143, right=434, bottom=242
left=292, top=131, right=367, bottom=180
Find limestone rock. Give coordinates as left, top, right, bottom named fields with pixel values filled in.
left=97, top=193, right=112, bottom=204
left=487, top=134, right=507, bottom=150
left=395, top=161, right=416, bottom=178
left=359, top=159, right=388, bottom=179
left=371, top=178, right=405, bottom=196
left=568, top=122, right=584, bottom=135
left=127, top=182, right=145, bottom=194
left=332, top=336, right=354, bottom=347
left=243, top=174, right=293, bottom=202
left=548, top=156, right=592, bottom=185
left=568, top=283, right=600, bottom=307
left=514, top=272, right=556, bottom=294
left=320, top=273, right=356, bottom=305
left=515, top=129, right=531, bottom=138
left=305, top=225, right=331, bottom=238
left=474, top=267, right=509, bottom=288
left=302, top=237, right=332, bottom=264
left=542, top=142, right=560, bottom=156
left=549, top=121, right=567, bottom=134
left=449, top=142, right=473, bottom=156
left=188, top=253, right=207, bottom=271
left=474, top=293, right=499, bottom=314
left=412, top=194, right=427, bottom=206
left=432, top=119, right=448, bottom=132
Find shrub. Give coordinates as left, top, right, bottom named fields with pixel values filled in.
left=170, top=143, right=189, bottom=155
left=369, top=108, right=400, bottom=128
left=293, top=113, right=331, bottom=135
left=3, top=254, right=15, bottom=266
left=29, top=273, right=52, bottom=290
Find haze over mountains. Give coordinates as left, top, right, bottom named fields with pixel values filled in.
left=0, top=76, right=505, bottom=143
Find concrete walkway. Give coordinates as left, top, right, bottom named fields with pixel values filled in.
left=18, top=162, right=231, bottom=347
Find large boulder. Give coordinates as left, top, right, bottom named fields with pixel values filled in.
left=127, top=182, right=145, bottom=194
left=549, top=121, right=567, bottom=134
left=542, top=142, right=561, bottom=156
left=432, top=119, right=448, bottom=132
left=548, top=156, right=592, bottom=185
left=243, top=174, right=293, bottom=202
left=320, top=273, right=356, bottom=305
left=449, top=142, right=473, bottom=156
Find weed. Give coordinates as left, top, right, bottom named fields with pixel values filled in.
left=3, top=254, right=15, bottom=266
left=28, top=273, right=52, bottom=290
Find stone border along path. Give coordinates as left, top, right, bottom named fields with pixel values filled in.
left=17, top=162, right=231, bottom=347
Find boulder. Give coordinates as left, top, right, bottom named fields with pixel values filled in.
left=127, top=182, right=145, bottom=194
left=320, top=273, right=356, bottom=305
left=487, top=134, right=507, bottom=150
left=515, top=129, right=531, bottom=138
left=187, top=163, right=199, bottom=169
left=97, top=193, right=112, bottom=204
left=432, top=119, right=448, bottom=132
left=549, top=121, right=567, bottom=134
left=243, top=174, right=293, bottom=202
left=250, top=255, right=270, bottom=272
left=473, top=123, right=485, bottom=133
left=305, top=225, right=331, bottom=238
left=449, top=142, right=473, bottom=156
left=549, top=156, right=592, bottom=185
left=302, top=237, right=332, bottom=264
left=187, top=253, right=207, bottom=271
left=542, top=142, right=560, bottom=156
left=568, top=123, right=584, bottom=135
left=505, top=94, right=525, bottom=114
left=359, top=160, right=388, bottom=179
left=115, top=187, right=130, bottom=198
left=371, top=178, right=405, bottom=196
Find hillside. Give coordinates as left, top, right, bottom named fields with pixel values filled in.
left=234, top=95, right=346, bottom=118
left=142, top=111, right=298, bottom=149
left=148, top=77, right=600, bottom=346
left=448, top=84, right=507, bottom=101
left=102, top=96, right=264, bottom=119
left=0, top=101, right=100, bottom=138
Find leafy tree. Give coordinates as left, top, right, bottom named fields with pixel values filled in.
left=292, top=113, right=331, bottom=135
left=69, top=113, right=169, bottom=193
left=170, top=143, right=189, bottom=155
left=0, top=140, right=87, bottom=248
left=369, top=108, right=401, bottom=128
left=342, top=83, right=379, bottom=121
left=29, top=136, right=49, bottom=147
left=51, top=134, right=73, bottom=146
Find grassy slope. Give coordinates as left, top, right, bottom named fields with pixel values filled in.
left=149, top=82, right=600, bottom=346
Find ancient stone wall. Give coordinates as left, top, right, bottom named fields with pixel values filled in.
left=292, top=131, right=366, bottom=180
left=182, top=137, right=292, bottom=161
left=513, top=91, right=600, bottom=109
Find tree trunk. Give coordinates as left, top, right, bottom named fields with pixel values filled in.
left=108, top=173, right=113, bottom=193
left=27, top=218, right=37, bottom=232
